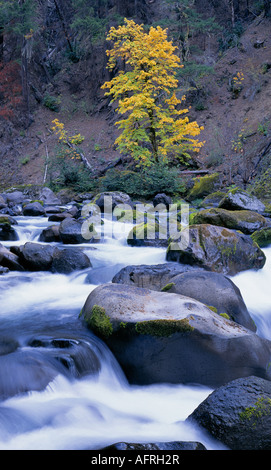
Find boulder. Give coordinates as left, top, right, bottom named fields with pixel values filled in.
left=153, top=193, right=172, bottom=209
left=51, top=247, right=91, bottom=274
left=112, top=263, right=203, bottom=290
left=219, top=189, right=265, bottom=213
left=127, top=222, right=169, bottom=247
left=251, top=227, right=271, bottom=248
left=59, top=217, right=85, bottom=244
left=0, top=244, right=24, bottom=271
left=0, top=216, right=18, bottom=241
left=187, top=376, right=271, bottom=450
left=0, top=195, right=7, bottom=210
left=191, top=208, right=268, bottom=234
left=39, top=187, right=61, bottom=205
left=93, top=191, right=132, bottom=212
left=187, top=173, right=221, bottom=201
left=22, top=201, right=45, bottom=216
left=39, top=224, right=60, bottom=243
left=80, top=283, right=271, bottom=387
left=18, top=242, right=55, bottom=271
left=166, top=224, right=266, bottom=276
left=4, top=191, right=24, bottom=206
left=113, top=267, right=255, bottom=332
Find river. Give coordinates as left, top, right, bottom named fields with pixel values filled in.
left=0, top=211, right=269, bottom=450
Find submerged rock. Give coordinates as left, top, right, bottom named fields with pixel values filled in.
left=166, top=224, right=266, bottom=275
left=81, top=283, right=271, bottom=387
left=187, top=376, right=271, bottom=450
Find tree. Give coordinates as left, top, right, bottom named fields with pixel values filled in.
left=101, top=19, right=204, bottom=166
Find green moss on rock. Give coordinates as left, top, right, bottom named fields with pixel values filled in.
left=251, top=227, right=271, bottom=248
left=87, top=305, right=113, bottom=338
left=188, top=173, right=220, bottom=200
left=135, top=318, right=194, bottom=337
left=161, top=282, right=175, bottom=292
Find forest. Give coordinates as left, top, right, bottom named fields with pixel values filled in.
left=0, top=0, right=271, bottom=201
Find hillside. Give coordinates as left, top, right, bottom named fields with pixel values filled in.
left=1, top=0, right=271, bottom=197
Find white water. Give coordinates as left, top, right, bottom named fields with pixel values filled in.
left=1, top=213, right=270, bottom=450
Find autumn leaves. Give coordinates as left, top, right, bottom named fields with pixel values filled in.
left=101, top=19, right=204, bottom=167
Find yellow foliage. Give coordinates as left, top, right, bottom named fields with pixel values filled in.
left=101, top=19, right=203, bottom=166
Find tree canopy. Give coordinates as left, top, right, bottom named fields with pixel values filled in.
left=101, top=18, right=204, bottom=166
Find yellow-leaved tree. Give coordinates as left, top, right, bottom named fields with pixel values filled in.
left=101, top=19, right=204, bottom=166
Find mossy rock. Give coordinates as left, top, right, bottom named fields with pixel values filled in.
left=187, top=173, right=220, bottom=201
left=127, top=222, right=168, bottom=247
left=191, top=207, right=268, bottom=234
left=251, top=227, right=271, bottom=248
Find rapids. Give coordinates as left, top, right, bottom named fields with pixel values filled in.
left=0, top=212, right=269, bottom=450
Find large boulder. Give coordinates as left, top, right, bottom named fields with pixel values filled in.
left=219, top=189, right=265, bottom=213
left=39, top=224, right=60, bottom=243
left=112, top=263, right=203, bottom=290
left=80, top=283, right=271, bottom=387
left=187, top=376, right=271, bottom=450
left=191, top=208, right=268, bottom=234
left=166, top=224, right=266, bottom=275
left=187, top=173, right=221, bottom=201
left=113, top=267, right=255, bottom=332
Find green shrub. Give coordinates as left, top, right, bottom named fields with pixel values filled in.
left=100, top=164, right=186, bottom=199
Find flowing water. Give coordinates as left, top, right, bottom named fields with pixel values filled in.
left=0, top=211, right=270, bottom=450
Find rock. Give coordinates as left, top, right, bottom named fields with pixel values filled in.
left=58, top=217, right=98, bottom=244
left=102, top=441, right=206, bottom=450
left=48, top=212, right=73, bottom=222
left=113, top=267, right=255, bottom=331
left=80, top=283, right=271, bottom=387
left=0, top=244, right=24, bottom=271
left=39, top=224, right=60, bottom=243
left=251, top=227, right=271, bottom=248
left=187, top=376, right=271, bottom=450
left=51, top=247, right=91, bottom=274
left=187, top=173, right=221, bottom=201
left=191, top=208, right=268, bottom=234
left=127, top=222, right=169, bottom=247
left=200, top=191, right=226, bottom=208
left=39, top=187, right=61, bottom=205
left=112, top=263, right=203, bottom=290
left=93, top=191, right=132, bottom=212
left=0, top=195, right=7, bottom=210
left=18, top=242, right=55, bottom=271
left=4, top=191, right=24, bottom=206
left=0, top=216, right=18, bottom=241
left=22, top=201, right=45, bottom=216
left=153, top=193, right=172, bottom=209
left=166, top=224, right=266, bottom=275
left=219, top=189, right=265, bottom=213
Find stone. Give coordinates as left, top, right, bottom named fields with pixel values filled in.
left=153, top=193, right=172, bottom=209
left=81, top=283, right=271, bottom=387
left=187, top=173, right=221, bottom=201
left=251, top=227, right=271, bottom=248
left=51, top=247, right=91, bottom=274
left=166, top=224, right=266, bottom=276
left=39, top=224, right=60, bottom=243
left=191, top=207, right=268, bottom=234
left=219, top=189, right=265, bottom=213
left=22, top=201, right=45, bottom=216
left=59, top=218, right=85, bottom=244
left=113, top=267, right=255, bottom=331
left=187, top=376, right=271, bottom=450
left=39, top=187, right=61, bottom=205
left=93, top=191, right=132, bottom=212
left=0, top=244, right=24, bottom=271
left=18, top=242, right=55, bottom=271
left=102, top=441, right=206, bottom=450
